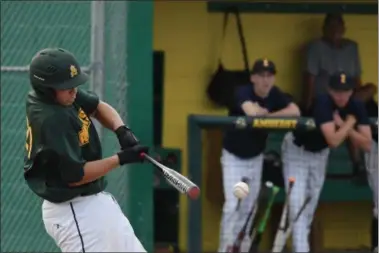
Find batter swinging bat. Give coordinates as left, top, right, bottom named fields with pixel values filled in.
left=141, top=153, right=200, bottom=200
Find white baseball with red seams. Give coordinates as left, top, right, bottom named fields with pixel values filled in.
left=233, top=181, right=249, bottom=199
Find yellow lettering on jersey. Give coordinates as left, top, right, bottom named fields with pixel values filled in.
left=25, top=117, right=33, bottom=159
left=252, top=119, right=297, bottom=129
left=78, top=108, right=91, bottom=146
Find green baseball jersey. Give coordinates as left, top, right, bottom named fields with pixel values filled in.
left=24, top=89, right=107, bottom=203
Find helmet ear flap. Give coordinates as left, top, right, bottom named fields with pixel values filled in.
left=31, top=82, right=55, bottom=100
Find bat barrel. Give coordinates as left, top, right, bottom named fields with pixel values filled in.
left=141, top=152, right=200, bottom=200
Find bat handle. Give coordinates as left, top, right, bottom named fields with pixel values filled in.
left=140, top=152, right=152, bottom=162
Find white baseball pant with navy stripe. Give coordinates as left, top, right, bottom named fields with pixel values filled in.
left=42, top=192, right=146, bottom=252
left=365, top=141, right=378, bottom=219
left=281, top=132, right=330, bottom=252
left=218, top=149, right=264, bottom=252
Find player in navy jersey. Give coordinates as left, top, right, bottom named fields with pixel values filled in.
left=219, top=58, right=300, bottom=252
left=365, top=112, right=378, bottom=251
left=281, top=73, right=372, bottom=252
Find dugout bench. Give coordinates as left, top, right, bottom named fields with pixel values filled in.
left=187, top=115, right=377, bottom=252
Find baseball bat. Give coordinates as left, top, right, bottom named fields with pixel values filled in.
left=230, top=181, right=273, bottom=253
left=225, top=177, right=250, bottom=252
left=272, top=195, right=311, bottom=252
left=141, top=153, right=200, bottom=200
left=272, top=177, right=295, bottom=252
left=248, top=183, right=280, bottom=253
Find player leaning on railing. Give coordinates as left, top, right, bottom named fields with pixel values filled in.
left=281, top=73, right=372, bottom=252
left=219, top=58, right=300, bottom=252
left=23, top=48, right=148, bottom=252
left=365, top=120, right=378, bottom=252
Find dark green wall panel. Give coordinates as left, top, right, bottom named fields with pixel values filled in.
left=125, top=2, right=154, bottom=252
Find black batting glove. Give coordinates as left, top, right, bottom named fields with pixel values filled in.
left=115, top=125, right=139, bottom=149
left=117, top=145, right=149, bottom=165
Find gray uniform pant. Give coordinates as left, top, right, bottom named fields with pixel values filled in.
left=281, top=132, right=330, bottom=252
left=218, top=149, right=264, bottom=252
left=42, top=192, right=146, bottom=252
left=365, top=141, right=378, bottom=219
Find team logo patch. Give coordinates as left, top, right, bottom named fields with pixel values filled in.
left=263, top=58, right=269, bottom=67
left=340, top=73, right=346, bottom=84
left=305, top=119, right=316, bottom=130
left=70, top=65, right=78, bottom=78
left=78, top=108, right=91, bottom=146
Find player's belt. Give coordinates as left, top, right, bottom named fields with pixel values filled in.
left=80, top=192, right=96, bottom=197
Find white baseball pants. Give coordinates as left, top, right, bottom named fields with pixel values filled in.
left=281, top=132, right=330, bottom=252
left=42, top=192, right=146, bottom=252
left=365, top=141, right=378, bottom=218
left=218, top=149, right=264, bottom=252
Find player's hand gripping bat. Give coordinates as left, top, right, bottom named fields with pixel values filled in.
left=140, top=153, right=200, bottom=200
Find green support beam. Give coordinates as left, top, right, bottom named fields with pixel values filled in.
left=125, top=2, right=154, bottom=252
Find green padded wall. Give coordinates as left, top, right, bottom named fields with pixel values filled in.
left=1, top=3, right=91, bottom=251
left=123, top=2, right=154, bottom=251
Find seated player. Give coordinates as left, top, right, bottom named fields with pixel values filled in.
left=281, top=73, right=372, bottom=252
left=302, top=12, right=377, bottom=175
left=219, top=58, right=300, bottom=252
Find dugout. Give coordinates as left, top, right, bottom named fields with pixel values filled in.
left=153, top=1, right=377, bottom=252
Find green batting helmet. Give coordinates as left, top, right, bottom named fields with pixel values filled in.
left=29, top=48, right=88, bottom=90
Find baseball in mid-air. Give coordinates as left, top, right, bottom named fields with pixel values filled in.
left=233, top=181, right=249, bottom=199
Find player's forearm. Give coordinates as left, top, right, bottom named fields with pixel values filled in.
left=328, top=122, right=355, bottom=148
left=69, top=155, right=120, bottom=186
left=241, top=101, right=262, bottom=116
left=94, top=101, right=124, bottom=131
left=348, top=129, right=372, bottom=151
left=268, top=103, right=300, bottom=117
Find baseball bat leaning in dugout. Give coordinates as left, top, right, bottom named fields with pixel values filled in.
left=248, top=183, right=280, bottom=253
left=140, top=153, right=200, bottom=200
left=227, top=177, right=251, bottom=253
left=272, top=195, right=311, bottom=252
left=272, top=177, right=296, bottom=252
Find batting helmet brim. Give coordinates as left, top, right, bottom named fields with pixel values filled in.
left=54, top=71, right=88, bottom=90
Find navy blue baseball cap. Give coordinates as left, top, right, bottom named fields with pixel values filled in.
left=251, top=58, right=276, bottom=74
left=328, top=73, right=355, bottom=91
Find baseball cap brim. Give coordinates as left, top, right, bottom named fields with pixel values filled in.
left=252, top=68, right=276, bottom=74
left=55, top=72, right=89, bottom=90
left=328, top=82, right=354, bottom=91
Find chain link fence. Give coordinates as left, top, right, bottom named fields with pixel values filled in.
left=1, top=1, right=129, bottom=251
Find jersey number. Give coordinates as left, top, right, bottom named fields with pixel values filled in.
left=25, top=117, right=33, bottom=159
